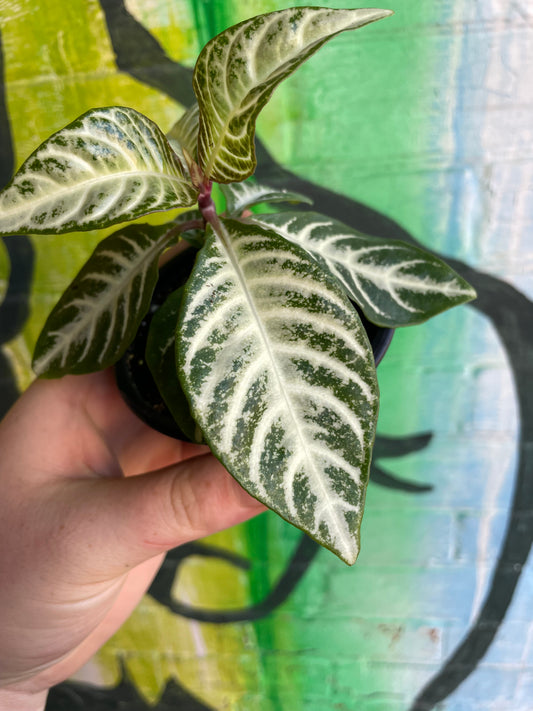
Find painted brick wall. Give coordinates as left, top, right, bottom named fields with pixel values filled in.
left=0, top=1, right=531, bottom=709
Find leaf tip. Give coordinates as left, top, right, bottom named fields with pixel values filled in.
left=466, top=286, right=478, bottom=302
left=456, top=274, right=477, bottom=305
left=363, top=8, right=395, bottom=25
left=338, top=540, right=360, bottom=567
left=375, top=8, right=395, bottom=19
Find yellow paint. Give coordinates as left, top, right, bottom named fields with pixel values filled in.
left=2, top=334, right=34, bottom=392
left=125, top=0, right=200, bottom=65
left=99, top=527, right=262, bottom=708
left=0, top=0, right=192, bottom=360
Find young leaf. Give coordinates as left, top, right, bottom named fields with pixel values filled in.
left=177, top=218, right=379, bottom=565
left=221, top=180, right=312, bottom=216
left=0, top=107, right=198, bottom=236
left=167, top=103, right=200, bottom=162
left=251, top=212, right=477, bottom=327
left=33, top=223, right=175, bottom=377
left=194, top=7, right=393, bottom=183
left=145, top=287, right=203, bottom=443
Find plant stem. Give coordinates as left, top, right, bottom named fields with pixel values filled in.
left=163, top=219, right=203, bottom=244
left=198, top=181, right=227, bottom=241
left=173, top=218, right=204, bottom=233
left=198, top=181, right=216, bottom=221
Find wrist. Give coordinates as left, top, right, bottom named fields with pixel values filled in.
left=0, top=688, right=48, bottom=711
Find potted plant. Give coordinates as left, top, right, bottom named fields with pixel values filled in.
left=0, top=7, right=475, bottom=565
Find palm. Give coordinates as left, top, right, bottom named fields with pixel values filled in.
left=0, top=370, right=262, bottom=693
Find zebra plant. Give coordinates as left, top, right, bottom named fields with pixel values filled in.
left=0, top=7, right=475, bottom=565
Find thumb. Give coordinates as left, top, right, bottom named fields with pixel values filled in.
left=54, top=453, right=265, bottom=579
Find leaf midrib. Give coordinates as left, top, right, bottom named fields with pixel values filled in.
left=3, top=170, right=194, bottom=218
left=35, top=231, right=170, bottom=371
left=259, top=219, right=471, bottom=298
left=214, top=222, right=352, bottom=544
left=327, top=254, right=470, bottom=296
left=201, top=24, right=338, bottom=179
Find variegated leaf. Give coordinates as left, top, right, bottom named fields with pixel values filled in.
left=33, top=223, right=175, bottom=377
left=251, top=212, right=477, bottom=327
left=167, top=103, right=200, bottom=163
left=146, top=287, right=204, bottom=443
left=194, top=7, right=393, bottom=183
left=177, top=218, right=379, bottom=564
left=221, top=179, right=312, bottom=216
left=0, top=107, right=198, bottom=236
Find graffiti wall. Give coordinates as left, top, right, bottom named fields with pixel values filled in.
left=1, top=0, right=532, bottom=709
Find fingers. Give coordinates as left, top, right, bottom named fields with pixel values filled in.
left=51, top=452, right=266, bottom=578
left=1, top=370, right=265, bottom=579
left=0, top=372, right=206, bottom=483
left=0, top=372, right=266, bottom=696
left=18, top=555, right=166, bottom=694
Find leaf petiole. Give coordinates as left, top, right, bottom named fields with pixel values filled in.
left=197, top=181, right=230, bottom=247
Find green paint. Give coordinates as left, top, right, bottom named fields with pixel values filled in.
left=189, top=0, right=282, bottom=48
left=188, top=0, right=224, bottom=48
left=246, top=513, right=305, bottom=711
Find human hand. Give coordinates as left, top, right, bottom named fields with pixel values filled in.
left=0, top=370, right=265, bottom=710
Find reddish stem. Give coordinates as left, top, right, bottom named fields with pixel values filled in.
left=198, top=181, right=216, bottom=223
left=197, top=180, right=227, bottom=243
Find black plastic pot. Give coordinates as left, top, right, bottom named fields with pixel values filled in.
left=115, top=249, right=394, bottom=440
left=115, top=247, right=199, bottom=440
left=358, top=306, right=394, bottom=367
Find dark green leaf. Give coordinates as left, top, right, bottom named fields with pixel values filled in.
left=252, top=211, right=477, bottom=327
left=146, top=287, right=204, bottom=443
left=177, top=218, right=379, bottom=564
left=33, top=223, right=175, bottom=376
